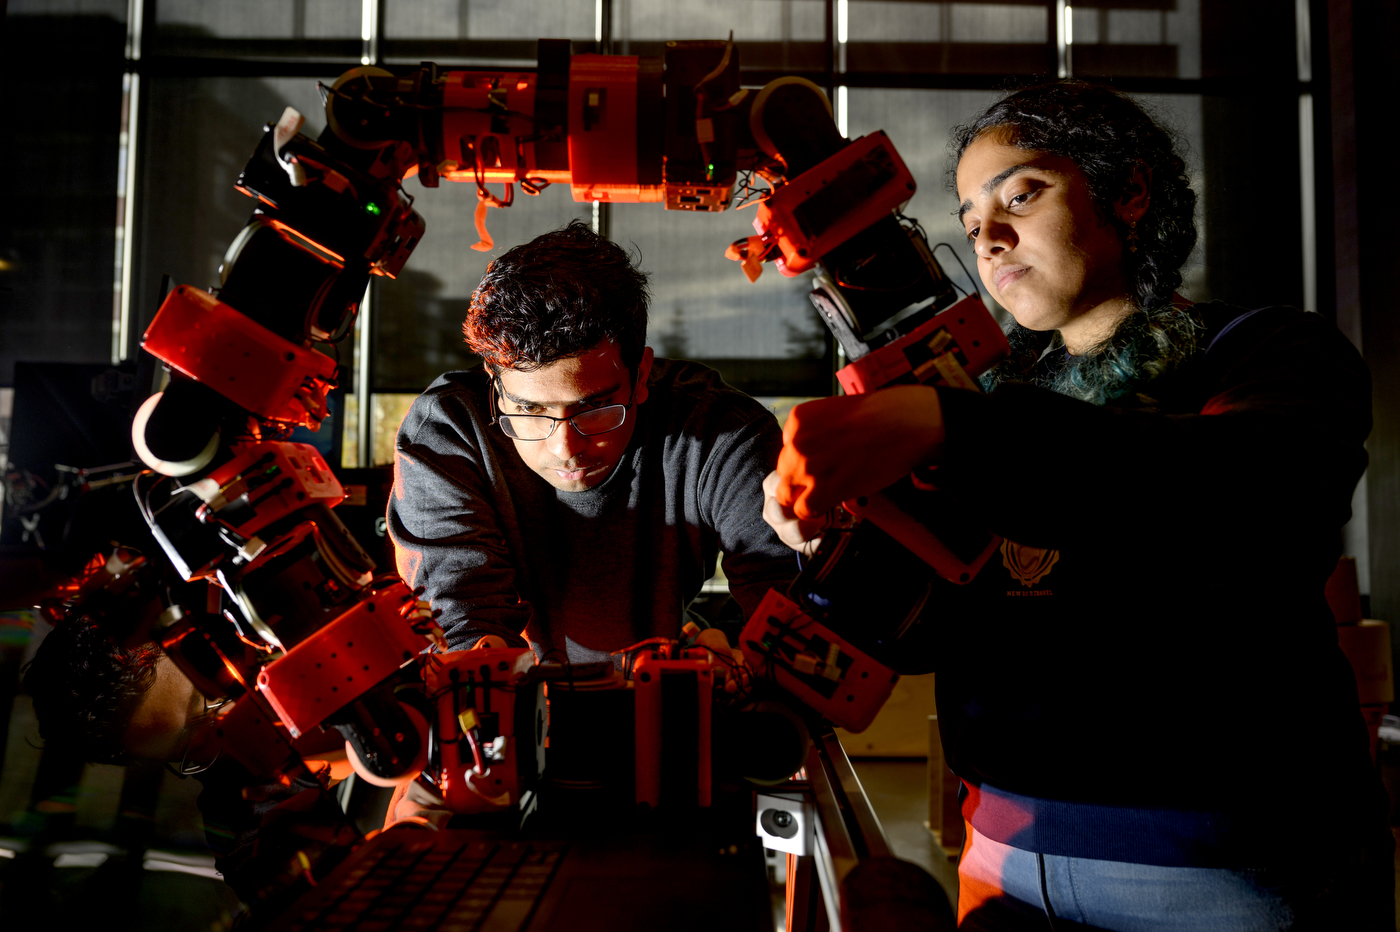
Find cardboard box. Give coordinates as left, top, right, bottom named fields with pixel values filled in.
left=835, top=673, right=937, bottom=757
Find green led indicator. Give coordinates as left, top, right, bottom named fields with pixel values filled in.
left=707, top=163, right=715, bottom=174
left=366, top=202, right=382, bottom=216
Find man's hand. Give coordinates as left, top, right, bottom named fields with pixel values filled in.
left=773, top=386, right=946, bottom=520
left=693, top=627, right=750, bottom=694
left=400, top=593, right=447, bottom=652
left=385, top=779, right=453, bottom=831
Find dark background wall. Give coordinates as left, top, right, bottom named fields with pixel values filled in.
left=0, top=13, right=126, bottom=387
left=1200, top=2, right=1306, bottom=313
left=1338, top=0, right=1400, bottom=636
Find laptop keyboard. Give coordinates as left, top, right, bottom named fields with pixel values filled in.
left=281, top=838, right=568, bottom=932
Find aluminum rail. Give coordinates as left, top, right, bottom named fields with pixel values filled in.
left=804, top=726, right=893, bottom=929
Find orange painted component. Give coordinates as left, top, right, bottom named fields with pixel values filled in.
left=441, top=71, right=539, bottom=183
left=664, top=182, right=730, bottom=212
left=567, top=55, right=661, bottom=203
left=740, top=589, right=897, bottom=733
left=441, top=167, right=573, bottom=185
left=141, top=285, right=336, bottom=426
left=205, top=695, right=302, bottom=779
left=256, top=580, right=429, bottom=737
left=200, top=440, right=344, bottom=540
left=424, top=648, right=545, bottom=815
left=833, top=293, right=1008, bottom=586
left=261, top=216, right=346, bottom=265
left=209, top=694, right=344, bottom=780
left=633, top=649, right=715, bottom=808
left=835, top=294, right=1008, bottom=395
left=159, top=610, right=254, bottom=698
left=754, top=131, right=916, bottom=275
left=840, top=491, right=1002, bottom=587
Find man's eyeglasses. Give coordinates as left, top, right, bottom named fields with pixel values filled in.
left=490, top=379, right=637, bottom=442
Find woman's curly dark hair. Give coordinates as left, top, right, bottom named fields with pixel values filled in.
left=463, top=220, right=651, bottom=376
left=949, top=80, right=1197, bottom=313
left=23, top=616, right=162, bottom=764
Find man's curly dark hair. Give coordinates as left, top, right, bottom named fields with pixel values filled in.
left=23, top=617, right=162, bottom=764
left=463, top=220, right=651, bottom=376
left=948, top=80, right=1197, bottom=313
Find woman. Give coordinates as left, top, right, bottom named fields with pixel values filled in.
left=765, top=82, right=1391, bottom=930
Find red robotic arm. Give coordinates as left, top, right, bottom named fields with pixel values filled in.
left=127, top=37, right=1007, bottom=808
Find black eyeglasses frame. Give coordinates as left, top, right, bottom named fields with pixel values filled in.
left=488, top=377, right=639, bottom=442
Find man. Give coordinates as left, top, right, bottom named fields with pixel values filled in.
left=387, top=220, right=794, bottom=664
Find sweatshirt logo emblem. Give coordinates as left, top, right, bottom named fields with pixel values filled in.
left=1000, top=540, right=1060, bottom=588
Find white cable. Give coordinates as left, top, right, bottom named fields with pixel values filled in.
left=130, top=393, right=219, bottom=477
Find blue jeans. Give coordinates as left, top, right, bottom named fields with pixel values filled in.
left=957, top=825, right=1393, bottom=931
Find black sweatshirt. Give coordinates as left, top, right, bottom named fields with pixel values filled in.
left=387, top=358, right=795, bottom=661
left=910, top=302, right=1385, bottom=858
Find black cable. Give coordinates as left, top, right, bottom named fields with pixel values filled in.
left=932, top=241, right=984, bottom=305
left=731, top=170, right=775, bottom=210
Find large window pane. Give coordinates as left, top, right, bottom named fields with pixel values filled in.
left=1133, top=93, right=1207, bottom=300
left=949, top=3, right=1048, bottom=42
left=376, top=179, right=836, bottom=398
left=383, top=0, right=595, bottom=64
left=157, top=0, right=361, bottom=37
left=153, top=0, right=361, bottom=58
left=1070, top=0, right=1201, bottom=79
left=372, top=186, right=592, bottom=392
left=619, top=0, right=825, bottom=41
left=8, top=0, right=124, bottom=15
left=616, top=0, right=827, bottom=72
left=0, top=10, right=125, bottom=385
left=845, top=88, right=1000, bottom=311
left=848, top=2, right=946, bottom=42
left=386, top=0, right=595, bottom=39
left=843, top=0, right=1199, bottom=79
left=609, top=205, right=832, bottom=394
left=847, top=1, right=1052, bottom=75
left=134, top=76, right=340, bottom=345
